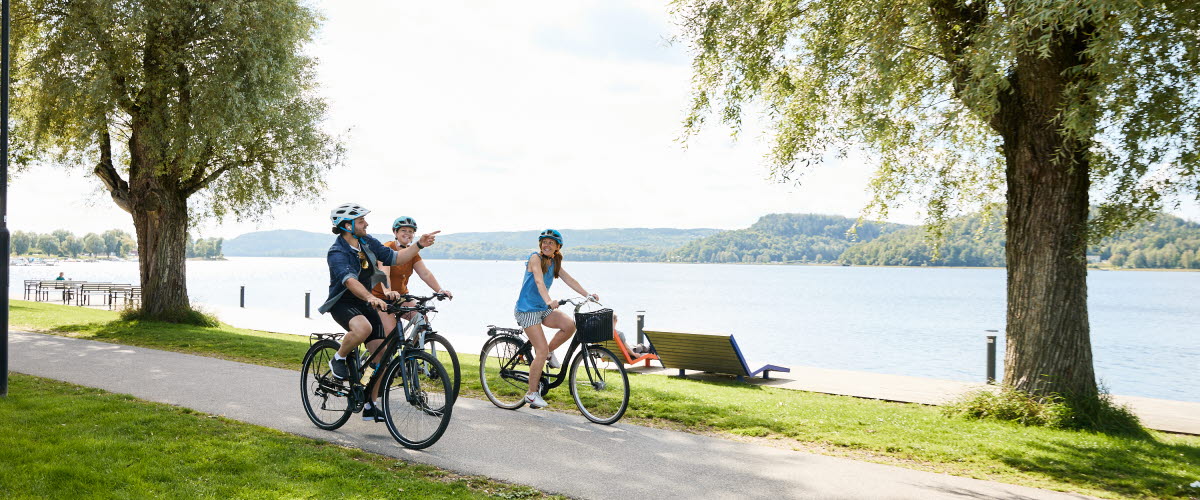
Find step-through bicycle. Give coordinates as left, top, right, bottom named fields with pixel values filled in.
left=478, top=296, right=630, bottom=424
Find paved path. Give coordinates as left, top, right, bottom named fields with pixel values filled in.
left=198, top=301, right=1200, bottom=435
left=9, top=331, right=1096, bottom=500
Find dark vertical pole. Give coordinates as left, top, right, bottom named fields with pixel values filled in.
left=636, top=310, right=645, bottom=345
left=985, top=330, right=998, bottom=384
left=239, top=285, right=245, bottom=308
left=1, top=0, right=12, bottom=397
left=304, top=291, right=310, bottom=319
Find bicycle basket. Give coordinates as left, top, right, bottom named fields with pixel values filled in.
left=574, top=308, right=614, bottom=344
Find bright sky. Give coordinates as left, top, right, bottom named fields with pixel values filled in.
left=6, top=0, right=1199, bottom=239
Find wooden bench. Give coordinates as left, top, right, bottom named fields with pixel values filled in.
left=23, top=280, right=40, bottom=300
left=77, top=282, right=116, bottom=306
left=37, top=280, right=83, bottom=303
left=642, top=330, right=790, bottom=382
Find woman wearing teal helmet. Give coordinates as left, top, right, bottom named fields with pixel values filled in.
left=513, top=228, right=599, bottom=409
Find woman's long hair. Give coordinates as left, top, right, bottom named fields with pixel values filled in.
left=540, top=248, right=562, bottom=279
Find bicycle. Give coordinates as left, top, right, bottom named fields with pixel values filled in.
left=478, top=296, right=630, bottom=424
left=392, top=293, right=461, bottom=404
left=300, top=294, right=454, bottom=449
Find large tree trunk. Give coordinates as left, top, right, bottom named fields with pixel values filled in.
left=998, top=27, right=1098, bottom=402
left=126, top=119, right=192, bottom=320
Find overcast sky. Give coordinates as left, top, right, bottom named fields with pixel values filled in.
left=7, top=0, right=1199, bottom=239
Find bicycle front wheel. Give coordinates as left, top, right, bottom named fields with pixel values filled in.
left=382, top=350, right=453, bottom=449
left=424, top=332, right=461, bottom=403
left=300, top=339, right=354, bottom=430
left=479, top=335, right=529, bottom=410
left=570, top=345, right=629, bottom=425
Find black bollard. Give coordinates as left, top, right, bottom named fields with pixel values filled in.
left=985, top=330, right=998, bottom=384
left=636, top=310, right=645, bottom=345
left=240, top=285, right=245, bottom=308
left=304, top=291, right=311, bottom=319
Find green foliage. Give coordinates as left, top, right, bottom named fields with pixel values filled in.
left=11, top=0, right=343, bottom=221
left=671, top=0, right=1200, bottom=237
left=669, top=213, right=901, bottom=263
left=9, top=229, right=134, bottom=258
left=186, top=236, right=225, bottom=259
left=944, top=385, right=1144, bottom=437
left=120, top=306, right=220, bottom=328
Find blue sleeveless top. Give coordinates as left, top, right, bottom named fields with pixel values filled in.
left=516, top=252, right=555, bottom=312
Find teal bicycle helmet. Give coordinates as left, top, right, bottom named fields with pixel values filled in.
left=539, top=229, right=563, bottom=246
left=392, top=216, right=417, bottom=231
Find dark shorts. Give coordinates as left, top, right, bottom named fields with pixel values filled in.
left=329, top=298, right=387, bottom=342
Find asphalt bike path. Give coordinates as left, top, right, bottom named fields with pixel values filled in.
left=9, top=331, right=1095, bottom=500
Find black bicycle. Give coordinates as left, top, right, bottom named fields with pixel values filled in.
left=300, top=294, right=454, bottom=449
left=478, top=296, right=630, bottom=424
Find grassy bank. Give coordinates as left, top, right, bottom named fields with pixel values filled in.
left=9, top=300, right=1200, bottom=499
left=0, top=374, right=553, bottom=499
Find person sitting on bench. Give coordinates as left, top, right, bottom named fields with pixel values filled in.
left=614, top=313, right=651, bottom=354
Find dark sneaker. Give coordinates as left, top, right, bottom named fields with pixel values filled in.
left=362, top=405, right=385, bottom=422
left=329, top=357, right=350, bottom=380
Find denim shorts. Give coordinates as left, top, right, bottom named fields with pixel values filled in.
left=514, top=308, right=552, bottom=328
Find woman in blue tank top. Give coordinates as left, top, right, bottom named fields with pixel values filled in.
left=513, top=229, right=599, bottom=409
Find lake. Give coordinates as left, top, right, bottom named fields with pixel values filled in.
left=9, top=257, right=1199, bottom=402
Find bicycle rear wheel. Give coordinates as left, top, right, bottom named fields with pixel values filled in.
left=300, top=339, right=354, bottom=430
left=424, top=332, right=461, bottom=403
left=479, top=336, right=529, bottom=410
left=382, top=350, right=453, bottom=449
left=569, top=345, right=629, bottom=425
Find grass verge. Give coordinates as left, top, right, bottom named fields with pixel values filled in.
left=0, top=374, right=555, bottom=499
left=9, top=300, right=1200, bottom=499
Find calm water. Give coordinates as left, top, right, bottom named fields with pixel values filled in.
left=10, top=258, right=1200, bottom=402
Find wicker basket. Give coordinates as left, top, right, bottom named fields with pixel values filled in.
left=574, top=308, right=614, bottom=344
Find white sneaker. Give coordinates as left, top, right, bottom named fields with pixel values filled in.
left=547, top=352, right=561, bottom=369
left=525, top=391, right=548, bottom=409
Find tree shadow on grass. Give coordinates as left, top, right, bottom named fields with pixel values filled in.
left=991, top=434, right=1200, bottom=499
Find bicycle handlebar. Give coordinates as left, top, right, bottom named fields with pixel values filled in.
left=384, top=292, right=450, bottom=314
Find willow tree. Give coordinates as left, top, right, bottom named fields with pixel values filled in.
left=672, top=0, right=1200, bottom=413
left=12, top=0, right=342, bottom=321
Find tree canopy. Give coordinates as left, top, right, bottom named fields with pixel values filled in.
left=672, top=0, right=1200, bottom=232
left=11, top=0, right=342, bottom=320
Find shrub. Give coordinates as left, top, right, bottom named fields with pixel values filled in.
left=943, top=384, right=1144, bottom=435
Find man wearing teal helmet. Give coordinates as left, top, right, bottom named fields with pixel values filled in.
left=513, top=228, right=598, bottom=409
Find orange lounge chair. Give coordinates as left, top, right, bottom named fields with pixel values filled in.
left=597, top=331, right=660, bottom=367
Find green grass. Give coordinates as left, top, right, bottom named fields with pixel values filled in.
left=0, top=374, right=554, bottom=499
left=10, top=300, right=1200, bottom=499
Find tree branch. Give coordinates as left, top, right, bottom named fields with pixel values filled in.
left=184, top=164, right=232, bottom=196
left=927, top=0, right=1004, bottom=131
left=93, top=124, right=132, bottom=213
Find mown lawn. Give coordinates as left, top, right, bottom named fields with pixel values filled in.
left=9, top=300, right=1200, bottom=499
left=0, top=374, right=555, bottom=499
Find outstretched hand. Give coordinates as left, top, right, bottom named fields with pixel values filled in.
left=418, top=230, right=440, bottom=249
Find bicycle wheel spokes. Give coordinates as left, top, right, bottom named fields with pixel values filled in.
left=300, top=340, right=353, bottom=430
left=570, top=346, right=630, bottom=425
left=479, top=336, right=528, bottom=410
left=382, top=350, right=453, bottom=449
left=424, top=333, right=461, bottom=403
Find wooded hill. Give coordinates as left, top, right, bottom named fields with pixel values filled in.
left=221, top=212, right=1200, bottom=269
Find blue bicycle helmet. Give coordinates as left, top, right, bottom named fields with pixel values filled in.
left=392, top=216, right=417, bottom=231
left=539, top=229, right=563, bottom=246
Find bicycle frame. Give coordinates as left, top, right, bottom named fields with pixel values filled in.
left=327, top=296, right=442, bottom=410
left=490, top=298, right=609, bottom=395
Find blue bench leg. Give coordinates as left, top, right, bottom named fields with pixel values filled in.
left=737, top=375, right=744, bottom=383
left=678, top=369, right=685, bottom=377
left=763, top=371, right=771, bottom=380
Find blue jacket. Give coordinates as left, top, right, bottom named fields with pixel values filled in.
left=319, top=235, right=397, bottom=314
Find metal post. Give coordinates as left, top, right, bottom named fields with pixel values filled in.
left=636, top=310, right=645, bottom=345
left=985, top=330, right=998, bottom=384
left=304, top=291, right=310, bottom=318
left=240, top=285, right=245, bottom=308
left=2, top=0, right=12, bottom=397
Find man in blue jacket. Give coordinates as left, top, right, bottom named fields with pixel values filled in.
left=319, top=203, right=438, bottom=386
